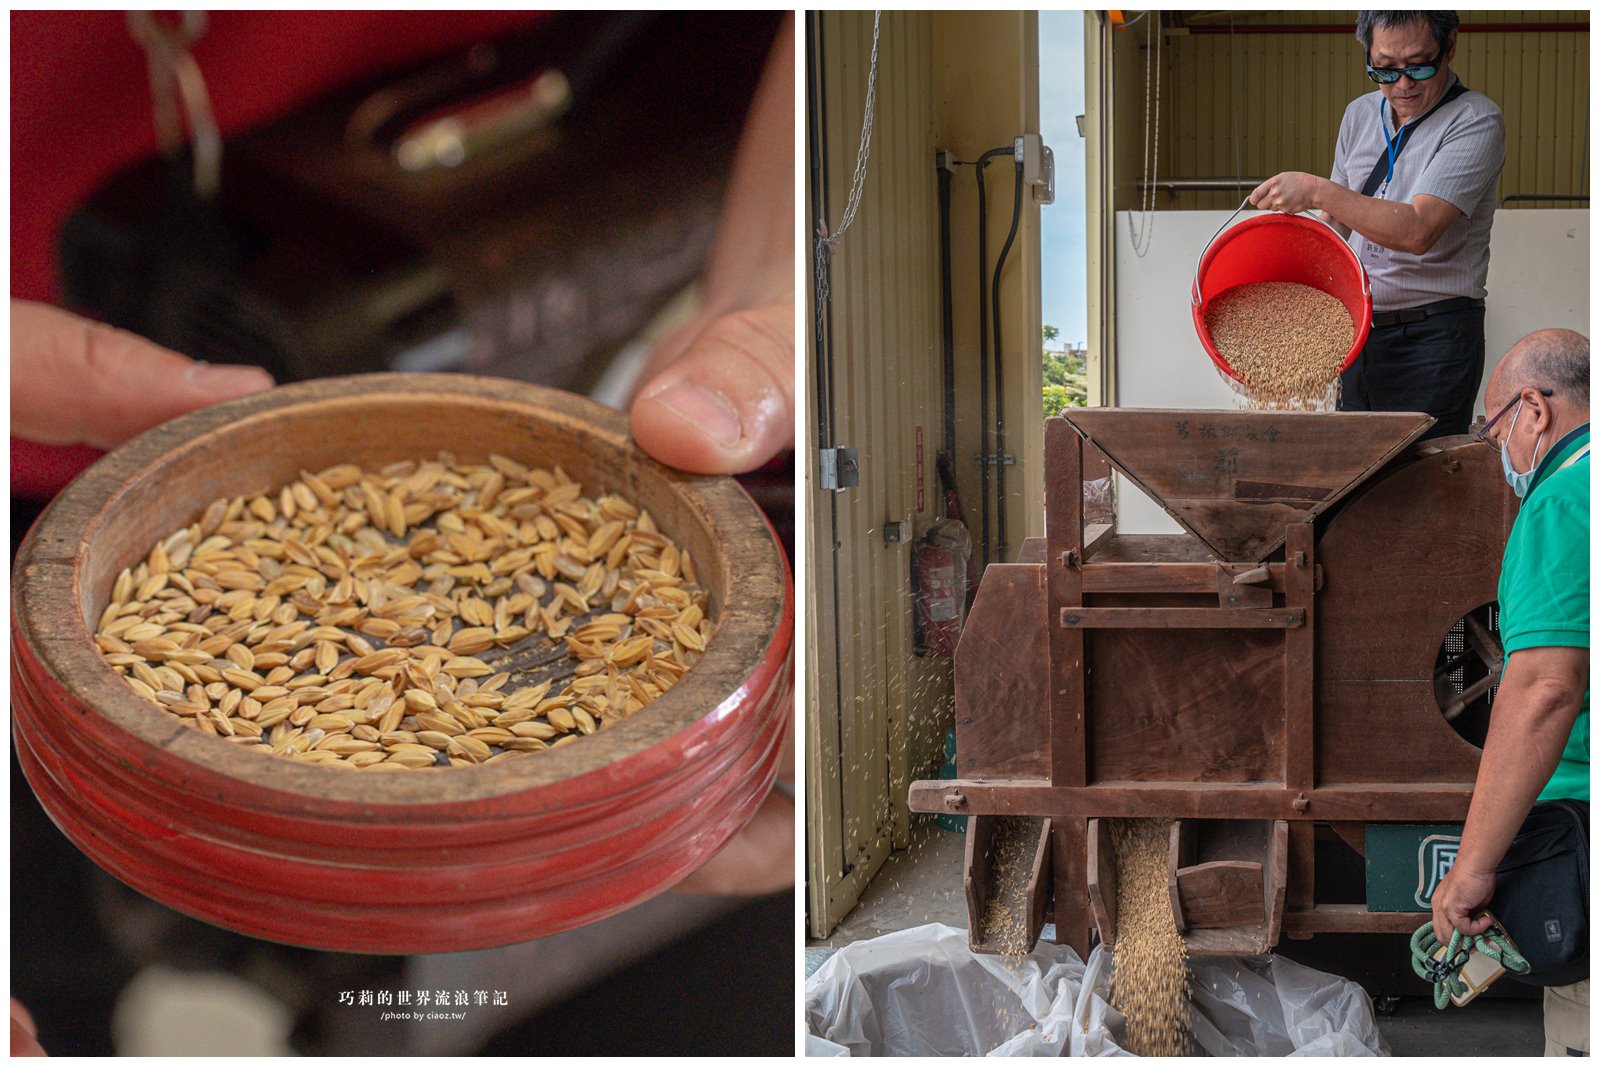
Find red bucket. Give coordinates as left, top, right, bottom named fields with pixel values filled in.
left=1191, top=212, right=1372, bottom=384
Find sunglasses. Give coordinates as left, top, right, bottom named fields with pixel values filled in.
left=1365, top=48, right=1445, bottom=84
left=1474, top=388, right=1553, bottom=453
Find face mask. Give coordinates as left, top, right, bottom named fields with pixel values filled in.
left=1500, top=401, right=1546, bottom=498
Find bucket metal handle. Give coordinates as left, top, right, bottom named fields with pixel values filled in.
left=1191, top=196, right=1253, bottom=307
left=1191, top=195, right=1372, bottom=307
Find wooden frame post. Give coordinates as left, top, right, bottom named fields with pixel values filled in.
left=1044, top=419, right=1090, bottom=953
left=1284, top=521, right=1317, bottom=915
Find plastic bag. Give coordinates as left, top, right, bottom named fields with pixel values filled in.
left=805, top=924, right=1126, bottom=1057
left=1078, top=944, right=1389, bottom=1057
left=1082, top=476, right=1115, bottom=525
left=806, top=924, right=1389, bottom=1057
left=1183, top=953, right=1389, bottom=1056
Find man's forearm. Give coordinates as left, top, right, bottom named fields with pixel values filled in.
left=1454, top=668, right=1583, bottom=879
left=1315, top=180, right=1433, bottom=254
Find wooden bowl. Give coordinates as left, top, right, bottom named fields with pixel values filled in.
left=12, top=374, right=792, bottom=952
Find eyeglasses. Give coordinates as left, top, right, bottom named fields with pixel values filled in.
left=1365, top=49, right=1445, bottom=84
left=1475, top=388, right=1554, bottom=452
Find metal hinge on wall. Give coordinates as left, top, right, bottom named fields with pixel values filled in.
left=819, top=447, right=860, bottom=491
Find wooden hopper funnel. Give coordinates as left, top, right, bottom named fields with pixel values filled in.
left=1060, top=409, right=1435, bottom=561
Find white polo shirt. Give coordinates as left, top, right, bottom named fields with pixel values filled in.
left=1329, top=74, right=1506, bottom=313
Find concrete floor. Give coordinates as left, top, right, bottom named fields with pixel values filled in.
left=806, top=818, right=1548, bottom=1056
left=810, top=818, right=971, bottom=950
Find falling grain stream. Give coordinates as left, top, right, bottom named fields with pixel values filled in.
left=1109, top=818, right=1191, bottom=1056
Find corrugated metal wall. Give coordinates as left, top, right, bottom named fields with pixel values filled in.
left=806, top=10, right=1046, bottom=938
left=805, top=10, right=952, bottom=938
left=1112, top=10, right=1589, bottom=210
left=936, top=13, right=1047, bottom=566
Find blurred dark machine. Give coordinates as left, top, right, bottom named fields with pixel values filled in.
left=60, top=11, right=782, bottom=393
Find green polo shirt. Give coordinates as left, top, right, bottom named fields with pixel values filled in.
left=1497, top=424, right=1590, bottom=802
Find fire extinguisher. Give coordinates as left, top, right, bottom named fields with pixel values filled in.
left=914, top=519, right=972, bottom=658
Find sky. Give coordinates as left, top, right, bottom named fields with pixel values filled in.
left=1039, top=11, right=1088, bottom=350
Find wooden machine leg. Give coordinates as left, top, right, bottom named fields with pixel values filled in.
left=1044, top=421, right=1092, bottom=957
left=1284, top=521, right=1317, bottom=936
left=1053, top=817, right=1093, bottom=957
left=1286, top=822, right=1316, bottom=937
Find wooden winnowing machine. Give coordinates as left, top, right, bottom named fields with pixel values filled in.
left=908, top=409, right=1517, bottom=958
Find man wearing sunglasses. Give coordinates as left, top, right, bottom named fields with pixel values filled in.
left=1251, top=11, right=1505, bottom=439
left=1432, top=328, right=1589, bottom=1056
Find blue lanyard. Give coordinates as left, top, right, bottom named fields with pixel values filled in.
left=1377, top=99, right=1406, bottom=196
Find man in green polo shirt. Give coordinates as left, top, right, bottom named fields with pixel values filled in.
left=1431, top=328, right=1589, bottom=1055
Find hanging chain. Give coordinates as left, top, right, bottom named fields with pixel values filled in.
left=822, top=10, right=881, bottom=254
left=127, top=10, right=222, bottom=198
left=1129, top=11, right=1160, bottom=257
left=814, top=11, right=882, bottom=394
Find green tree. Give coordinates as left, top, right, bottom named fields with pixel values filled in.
left=1042, top=322, right=1088, bottom=412
left=1044, top=383, right=1085, bottom=417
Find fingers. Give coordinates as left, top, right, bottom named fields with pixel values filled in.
left=630, top=303, right=794, bottom=474
left=628, top=18, right=793, bottom=475
left=1250, top=175, right=1303, bottom=213
left=684, top=773, right=793, bottom=901
left=11, top=300, right=274, bottom=450
left=1432, top=901, right=1455, bottom=945
left=672, top=785, right=794, bottom=896
left=1432, top=882, right=1459, bottom=943
left=1433, top=899, right=1493, bottom=944
left=11, top=1000, right=43, bottom=1057
left=674, top=722, right=795, bottom=896
left=776, top=708, right=795, bottom=785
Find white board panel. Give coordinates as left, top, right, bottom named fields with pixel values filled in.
left=1111, top=208, right=1589, bottom=535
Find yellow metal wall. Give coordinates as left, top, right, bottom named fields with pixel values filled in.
left=936, top=12, right=1047, bottom=558
left=805, top=10, right=1045, bottom=938
left=805, top=9, right=950, bottom=938
left=1112, top=10, right=1590, bottom=211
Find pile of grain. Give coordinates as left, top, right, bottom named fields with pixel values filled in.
left=92, top=455, right=714, bottom=770
left=981, top=815, right=1041, bottom=959
left=1204, top=281, right=1353, bottom=410
left=1108, top=818, right=1189, bottom=1056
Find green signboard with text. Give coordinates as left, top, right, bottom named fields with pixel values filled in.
left=1365, top=823, right=1466, bottom=912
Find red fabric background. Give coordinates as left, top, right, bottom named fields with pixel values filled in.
left=12, top=11, right=545, bottom=497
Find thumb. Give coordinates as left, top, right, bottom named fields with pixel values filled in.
left=629, top=303, right=793, bottom=475
left=11, top=300, right=274, bottom=450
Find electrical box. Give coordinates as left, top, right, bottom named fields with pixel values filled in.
left=1019, top=132, right=1055, bottom=205
left=819, top=447, right=860, bottom=491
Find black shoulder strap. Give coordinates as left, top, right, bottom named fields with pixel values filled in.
left=1360, top=79, right=1470, bottom=197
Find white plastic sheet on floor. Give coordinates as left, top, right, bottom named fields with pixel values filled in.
left=804, top=923, right=1389, bottom=1057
